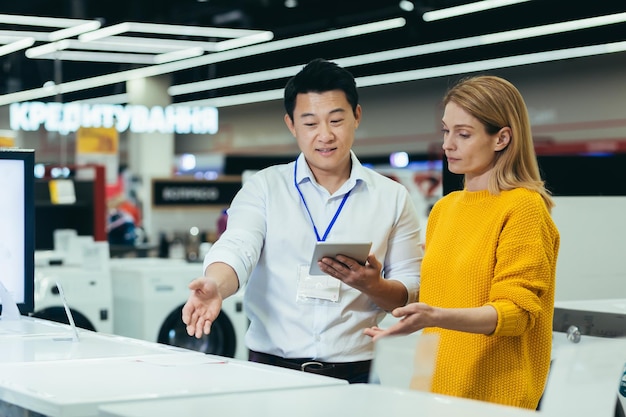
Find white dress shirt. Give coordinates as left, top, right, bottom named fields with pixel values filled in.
left=204, top=151, right=422, bottom=362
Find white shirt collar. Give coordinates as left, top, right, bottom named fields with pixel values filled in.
left=294, top=150, right=369, bottom=193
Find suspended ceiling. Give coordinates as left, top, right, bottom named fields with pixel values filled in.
left=1, top=0, right=626, bottom=105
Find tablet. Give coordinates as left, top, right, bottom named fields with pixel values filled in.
left=309, top=242, right=372, bottom=275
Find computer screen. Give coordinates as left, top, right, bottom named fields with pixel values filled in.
left=0, top=148, right=35, bottom=315
left=34, top=179, right=96, bottom=250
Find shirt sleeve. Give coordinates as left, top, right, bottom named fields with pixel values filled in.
left=203, top=171, right=268, bottom=288
left=381, top=188, right=423, bottom=304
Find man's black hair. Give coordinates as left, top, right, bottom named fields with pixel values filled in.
left=283, top=58, right=359, bottom=121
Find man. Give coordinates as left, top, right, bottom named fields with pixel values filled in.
left=182, top=58, right=422, bottom=383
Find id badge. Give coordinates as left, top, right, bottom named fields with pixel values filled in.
left=296, top=265, right=341, bottom=303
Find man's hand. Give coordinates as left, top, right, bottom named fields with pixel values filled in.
left=182, top=277, right=223, bottom=339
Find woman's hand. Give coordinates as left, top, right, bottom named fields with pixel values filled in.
left=364, top=303, right=437, bottom=341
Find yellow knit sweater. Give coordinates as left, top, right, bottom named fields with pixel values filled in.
left=420, top=188, right=559, bottom=409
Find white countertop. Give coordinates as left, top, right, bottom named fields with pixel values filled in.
left=98, top=383, right=535, bottom=417
left=0, top=353, right=345, bottom=417
left=3, top=305, right=625, bottom=417
left=96, top=336, right=626, bottom=417
left=0, top=316, right=76, bottom=337
left=0, top=331, right=195, bottom=363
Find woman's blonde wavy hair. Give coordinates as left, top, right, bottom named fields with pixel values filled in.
left=444, top=75, right=554, bottom=212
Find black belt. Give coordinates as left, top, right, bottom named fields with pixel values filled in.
left=249, top=350, right=372, bottom=383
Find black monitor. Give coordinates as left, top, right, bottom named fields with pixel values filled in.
left=34, top=179, right=96, bottom=250
left=0, top=148, right=35, bottom=315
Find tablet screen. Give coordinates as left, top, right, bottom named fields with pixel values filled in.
left=308, top=242, right=372, bottom=275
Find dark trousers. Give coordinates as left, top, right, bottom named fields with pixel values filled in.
left=249, top=350, right=371, bottom=384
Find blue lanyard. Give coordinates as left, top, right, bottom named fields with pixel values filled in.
left=294, top=159, right=351, bottom=242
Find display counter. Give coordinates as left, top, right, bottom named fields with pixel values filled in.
left=98, top=384, right=535, bottom=417
left=0, top=317, right=344, bottom=417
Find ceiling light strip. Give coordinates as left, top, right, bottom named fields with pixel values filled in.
left=215, top=31, right=275, bottom=51
left=78, top=22, right=131, bottom=42
left=27, top=46, right=206, bottom=64
left=0, top=30, right=52, bottom=43
left=76, top=36, right=218, bottom=53
left=33, top=50, right=158, bottom=64
left=123, top=22, right=271, bottom=39
left=177, top=41, right=626, bottom=108
left=29, top=32, right=273, bottom=57
left=79, top=21, right=271, bottom=42
left=48, top=21, right=102, bottom=42
left=169, top=65, right=302, bottom=95
left=0, top=14, right=98, bottom=28
left=153, top=47, right=205, bottom=64
left=180, top=89, right=285, bottom=108
left=358, top=42, right=626, bottom=87
left=169, top=11, right=626, bottom=96
left=25, top=40, right=70, bottom=58
left=0, top=37, right=35, bottom=57
left=422, top=0, right=531, bottom=22
left=0, top=17, right=406, bottom=105
left=25, top=18, right=406, bottom=64
left=481, top=12, right=626, bottom=43
left=69, top=94, right=129, bottom=105
left=29, top=31, right=274, bottom=59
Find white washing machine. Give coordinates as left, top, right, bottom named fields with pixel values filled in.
left=109, top=258, right=248, bottom=360
left=32, top=262, right=114, bottom=334
left=31, top=232, right=114, bottom=334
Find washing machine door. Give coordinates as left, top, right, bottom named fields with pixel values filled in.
left=32, top=307, right=97, bottom=331
left=158, top=306, right=236, bottom=357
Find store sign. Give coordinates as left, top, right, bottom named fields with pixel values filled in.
left=153, top=180, right=241, bottom=206
left=10, top=102, right=219, bottom=135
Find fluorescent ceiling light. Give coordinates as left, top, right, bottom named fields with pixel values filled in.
left=399, top=1, right=415, bottom=12
left=0, top=37, right=35, bottom=57
left=26, top=31, right=274, bottom=62
left=79, top=21, right=271, bottom=42
left=422, top=0, right=531, bottom=22
left=23, top=34, right=272, bottom=64
left=0, top=30, right=51, bottom=42
left=169, top=11, right=626, bottom=96
left=0, top=14, right=99, bottom=28
left=90, top=36, right=219, bottom=53
left=169, top=65, right=302, bottom=96
left=25, top=21, right=274, bottom=63
left=177, top=40, right=626, bottom=108
left=154, top=47, right=205, bottom=64
left=124, top=21, right=269, bottom=38
left=482, top=12, right=626, bottom=43
left=32, top=50, right=157, bottom=64
left=0, top=14, right=101, bottom=46
left=0, top=17, right=405, bottom=105
left=40, top=37, right=216, bottom=54
left=358, top=42, right=626, bottom=87
left=78, top=22, right=132, bottom=42
left=214, top=31, right=275, bottom=51
left=25, top=40, right=70, bottom=58
left=69, top=93, right=129, bottom=105
left=184, top=89, right=284, bottom=108
left=48, top=21, right=102, bottom=42
left=30, top=48, right=204, bottom=65
left=0, top=35, right=23, bottom=44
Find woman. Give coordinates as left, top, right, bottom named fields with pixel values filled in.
left=364, top=75, right=560, bottom=409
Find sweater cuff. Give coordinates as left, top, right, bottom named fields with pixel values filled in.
left=487, top=301, right=519, bottom=336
